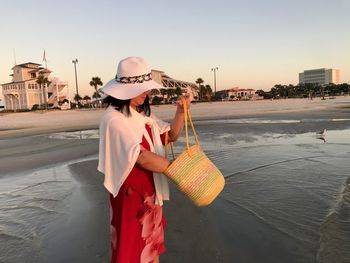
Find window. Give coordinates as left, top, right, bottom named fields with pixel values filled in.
left=31, top=73, right=36, bottom=78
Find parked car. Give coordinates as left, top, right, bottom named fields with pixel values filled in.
left=0, top=99, right=5, bottom=111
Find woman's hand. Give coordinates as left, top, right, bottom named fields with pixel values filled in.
left=168, top=95, right=191, bottom=142
left=176, top=95, right=191, bottom=113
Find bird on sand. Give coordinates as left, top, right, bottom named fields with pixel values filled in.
left=316, top=129, right=327, bottom=143
left=316, top=136, right=327, bottom=143
left=316, top=129, right=327, bottom=136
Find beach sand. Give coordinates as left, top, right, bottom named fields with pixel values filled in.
left=1, top=97, right=350, bottom=263
left=1, top=97, right=349, bottom=139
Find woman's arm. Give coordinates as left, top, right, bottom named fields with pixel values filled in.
left=168, top=96, right=191, bottom=142
left=136, top=97, right=190, bottom=172
left=136, top=149, right=170, bottom=173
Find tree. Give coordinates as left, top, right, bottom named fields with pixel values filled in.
left=83, top=95, right=91, bottom=101
left=304, top=83, right=315, bottom=99
left=205, top=84, right=212, bottom=100
left=92, top=91, right=101, bottom=99
left=74, top=94, right=82, bottom=102
left=175, top=87, right=183, bottom=96
left=199, top=85, right=206, bottom=100
left=337, top=83, right=350, bottom=95
left=287, top=84, right=296, bottom=98
left=256, top=89, right=265, bottom=97
left=166, top=88, right=176, bottom=102
left=36, top=75, right=50, bottom=109
left=195, top=78, right=204, bottom=100
left=152, top=96, right=163, bottom=105
left=89, top=77, right=103, bottom=103
left=160, top=88, right=167, bottom=102
left=150, top=89, right=160, bottom=96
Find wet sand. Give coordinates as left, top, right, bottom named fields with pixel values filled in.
left=1, top=97, right=350, bottom=263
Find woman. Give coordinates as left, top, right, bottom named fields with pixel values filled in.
left=98, top=57, right=190, bottom=263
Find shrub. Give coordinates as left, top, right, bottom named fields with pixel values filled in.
left=31, top=104, right=40, bottom=111
left=152, top=96, right=163, bottom=105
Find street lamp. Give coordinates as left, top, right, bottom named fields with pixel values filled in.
left=211, top=67, right=218, bottom=98
left=72, top=58, right=79, bottom=107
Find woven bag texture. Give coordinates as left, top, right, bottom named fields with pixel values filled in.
left=165, top=145, right=225, bottom=206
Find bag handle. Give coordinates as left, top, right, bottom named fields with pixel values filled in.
left=164, top=131, right=175, bottom=160
left=165, top=96, right=199, bottom=159
left=181, top=96, right=200, bottom=149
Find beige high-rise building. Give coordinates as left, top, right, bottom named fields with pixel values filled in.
left=299, top=68, right=340, bottom=85
left=1, top=62, right=69, bottom=110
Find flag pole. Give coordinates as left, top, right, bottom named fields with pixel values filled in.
left=43, top=49, right=47, bottom=69
left=13, top=48, right=17, bottom=66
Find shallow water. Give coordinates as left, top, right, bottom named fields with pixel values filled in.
left=48, top=130, right=99, bottom=140
left=190, top=123, right=350, bottom=263
left=0, top=157, right=96, bottom=263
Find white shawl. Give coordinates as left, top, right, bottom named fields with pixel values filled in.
left=97, top=106, right=170, bottom=205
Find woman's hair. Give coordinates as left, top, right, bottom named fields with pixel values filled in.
left=103, top=95, right=151, bottom=116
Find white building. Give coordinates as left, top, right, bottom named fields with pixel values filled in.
left=299, top=68, right=340, bottom=85
left=228, top=87, right=257, bottom=100
left=151, top=69, right=199, bottom=100
left=1, top=62, right=69, bottom=110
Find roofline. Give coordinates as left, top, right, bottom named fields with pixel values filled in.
left=17, top=62, right=41, bottom=66
left=1, top=79, right=37, bottom=86
left=11, top=62, right=42, bottom=70
left=151, top=69, right=164, bottom=73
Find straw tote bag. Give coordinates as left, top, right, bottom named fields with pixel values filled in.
left=163, top=97, right=225, bottom=206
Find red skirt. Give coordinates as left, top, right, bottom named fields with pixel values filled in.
left=109, top=126, right=166, bottom=263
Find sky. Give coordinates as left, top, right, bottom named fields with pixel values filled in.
left=0, top=0, right=349, bottom=100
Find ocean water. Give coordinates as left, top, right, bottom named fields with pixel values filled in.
left=1, top=117, right=350, bottom=262
left=183, top=119, right=350, bottom=263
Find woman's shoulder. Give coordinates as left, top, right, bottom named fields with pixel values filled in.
left=100, top=107, right=126, bottom=128
left=101, top=107, right=144, bottom=133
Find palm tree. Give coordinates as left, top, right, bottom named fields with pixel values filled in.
left=195, top=78, right=204, bottom=100
left=36, top=75, right=49, bottom=109
left=92, top=91, right=101, bottom=99
left=205, top=84, right=212, bottom=100
left=305, top=83, right=315, bottom=99
left=199, top=85, right=207, bottom=100
left=89, top=77, right=103, bottom=105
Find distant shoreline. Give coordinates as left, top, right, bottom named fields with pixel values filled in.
left=0, top=96, right=349, bottom=139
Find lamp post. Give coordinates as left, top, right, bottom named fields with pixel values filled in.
left=211, top=67, right=218, bottom=98
left=72, top=58, right=79, bottom=107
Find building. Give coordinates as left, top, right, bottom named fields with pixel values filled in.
left=1, top=62, right=69, bottom=110
left=227, top=87, right=257, bottom=100
left=150, top=70, right=199, bottom=100
left=299, top=68, right=340, bottom=85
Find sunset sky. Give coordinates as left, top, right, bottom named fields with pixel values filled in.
left=0, top=0, right=349, bottom=99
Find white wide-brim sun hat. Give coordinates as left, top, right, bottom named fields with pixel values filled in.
left=101, top=57, right=164, bottom=100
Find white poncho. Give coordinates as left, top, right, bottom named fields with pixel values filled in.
left=97, top=106, right=170, bottom=205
